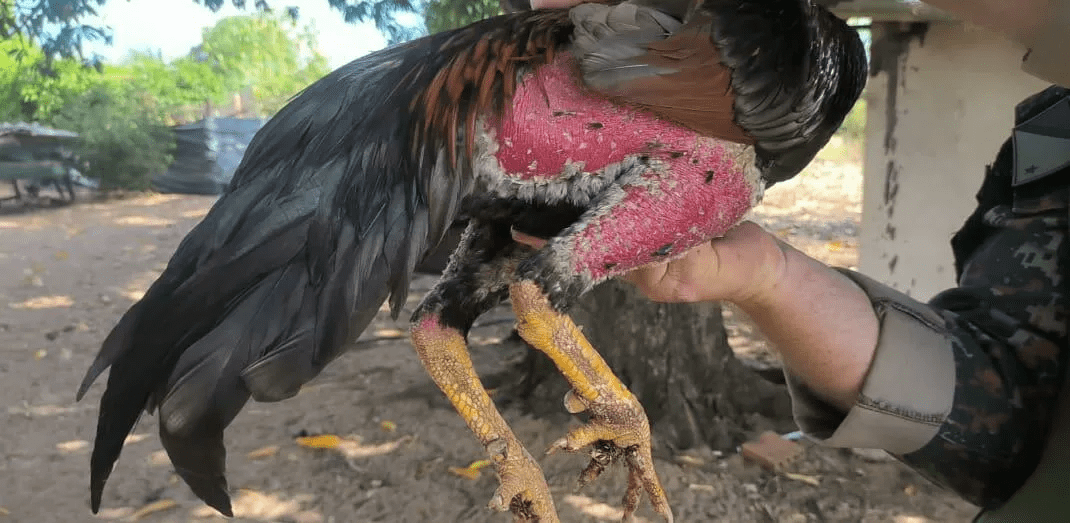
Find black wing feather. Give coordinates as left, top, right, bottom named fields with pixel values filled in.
left=703, top=0, right=868, bottom=183
left=77, top=8, right=572, bottom=515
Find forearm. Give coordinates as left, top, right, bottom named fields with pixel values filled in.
left=735, top=241, right=878, bottom=412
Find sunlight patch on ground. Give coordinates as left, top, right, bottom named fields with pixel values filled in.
left=8, top=294, right=74, bottom=309
left=124, top=432, right=150, bottom=444
left=121, top=269, right=166, bottom=302
left=148, top=450, right=171, bottom=467
left=125, top=194, right=185, bottom=207
left=191, top=490, right=323, bottom=522
left=121, top=289, right=146, bottom=301
left=7, top=403, right=89, bottom=417
left=895, top=516, right=936, bottom=523
left=562, top=495, right=651, bottom=522
left=113, top=215, right=176, bottom=227
left=56, top=439, right=90, bottom=454
left=129, top=499, right=179, bottom=520
left=181, top=207, right=211, bottom=219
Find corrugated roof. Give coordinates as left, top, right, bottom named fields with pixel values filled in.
left=0, top=122, right=79, bottom=140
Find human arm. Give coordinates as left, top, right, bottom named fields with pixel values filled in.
left=515, top=222, right=879, bottom=412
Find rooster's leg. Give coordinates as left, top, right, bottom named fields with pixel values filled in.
left=411, top=221, right=558, bottom=522
left=508, top=281, right=672, bottom=522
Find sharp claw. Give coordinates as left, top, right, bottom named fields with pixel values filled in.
left=626, top=448, right=674, bottom=523
left=488, top=491, right=509, bottom=512
left=546, top=437, right=568, bottom=455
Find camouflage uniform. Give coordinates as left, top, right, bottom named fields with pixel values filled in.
left=785, top=86, right=1070, bottom=512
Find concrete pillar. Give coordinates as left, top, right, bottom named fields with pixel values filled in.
left=860, top=21, right=1049, bottom=300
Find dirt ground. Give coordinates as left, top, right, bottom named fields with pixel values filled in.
left=0, top=148, right=980, bottom=523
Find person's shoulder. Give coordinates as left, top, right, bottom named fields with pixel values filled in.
left=1011, top=87, right=1070, bottom=187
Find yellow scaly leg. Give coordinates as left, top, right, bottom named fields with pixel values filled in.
left=411, top=314, right=558, bottom=522
left=509, top=281, right=673, bottom=522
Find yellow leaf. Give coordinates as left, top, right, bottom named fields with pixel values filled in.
left=246, top=445, right=280, bottom=459
left=34, top=349, right=47, bottom=360
left=53, top=250, right=69, bottom=261
left=380, top=420, right=397, bottom=433
left=0, top=506, right=9, bottom=515
left=295, top=434, right=342, bottom=449
left=825, top=240, right=845, bottom=252
left=448, top=466, right=481, bottom=480
left=129, top=499, right=178, bottom=520
left=449, top=459, right=493, bottom=480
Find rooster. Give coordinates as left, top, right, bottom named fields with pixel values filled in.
left=77, top=1, right=866, bottom=521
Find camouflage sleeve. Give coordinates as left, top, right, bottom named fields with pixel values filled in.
left=786, top=147, right=1069, bottom=508
left=897, top=177, right=1069, bottom=508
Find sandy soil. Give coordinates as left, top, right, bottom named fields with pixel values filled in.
left=0, top=154, right=980, bottom=523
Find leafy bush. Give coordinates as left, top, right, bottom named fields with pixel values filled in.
left=0, top=37, right=99, bottom=122
left=838, top=95, right=867, bottom=141
left=53, top=84, right=175, bottom=191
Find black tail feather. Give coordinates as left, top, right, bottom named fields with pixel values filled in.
left=77, top=8, right=572, bottom=514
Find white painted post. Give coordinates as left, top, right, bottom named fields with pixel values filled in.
left=860, top=21, right=1050, bottom=299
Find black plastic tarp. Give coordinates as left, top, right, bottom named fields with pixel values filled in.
left=152, top=116, right=266, bottom=195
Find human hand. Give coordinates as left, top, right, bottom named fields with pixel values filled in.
left=511, top=221, right=787, bottom=307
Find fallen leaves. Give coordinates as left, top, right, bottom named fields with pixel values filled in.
left=448, top=459, right=492, bottom=480
left=247, top=445, right=281, bottom=460
left=295, top=434, right=342, bottom=449
left=295, top=433, right=411, bottom=459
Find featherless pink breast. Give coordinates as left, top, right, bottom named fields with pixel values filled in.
left=491, top=55, right=762, bottom=279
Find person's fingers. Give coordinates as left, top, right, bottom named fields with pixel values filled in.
left=530, top=0, right=583, bottom=8
left=620, top=261, right=670, bottom=297
left=510, top=228, right=549, bottom=249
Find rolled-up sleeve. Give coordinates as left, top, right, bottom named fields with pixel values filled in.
left=785, top=269, right=956, bottom=455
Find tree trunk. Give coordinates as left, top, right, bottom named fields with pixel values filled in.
left=507, top=280, right=793, bottom=451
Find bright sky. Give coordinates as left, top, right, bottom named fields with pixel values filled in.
left=86, top=0, right=389, bottom=69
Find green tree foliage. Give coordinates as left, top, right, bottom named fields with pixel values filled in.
left=0, top=37, right=98, bottom=121
left=424, top=0, right=500, bottom=34
left=0, top=0, right=110, bottom=62
left=198, top=13, right=330, bottom=114
left=2, top=0, right=505, bottom=62
left=52, top=83, right=175, bottom=190
left=0, top=0, right=489, bottom=191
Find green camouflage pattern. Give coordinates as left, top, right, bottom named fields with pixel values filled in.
left=897, top=135, right=1069, bottom=508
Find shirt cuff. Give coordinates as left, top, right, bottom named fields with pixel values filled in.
left=784, top=269, right=957, bottom=455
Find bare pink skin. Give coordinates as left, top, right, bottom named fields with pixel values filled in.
left=491, top=57, right=758, bottom=281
